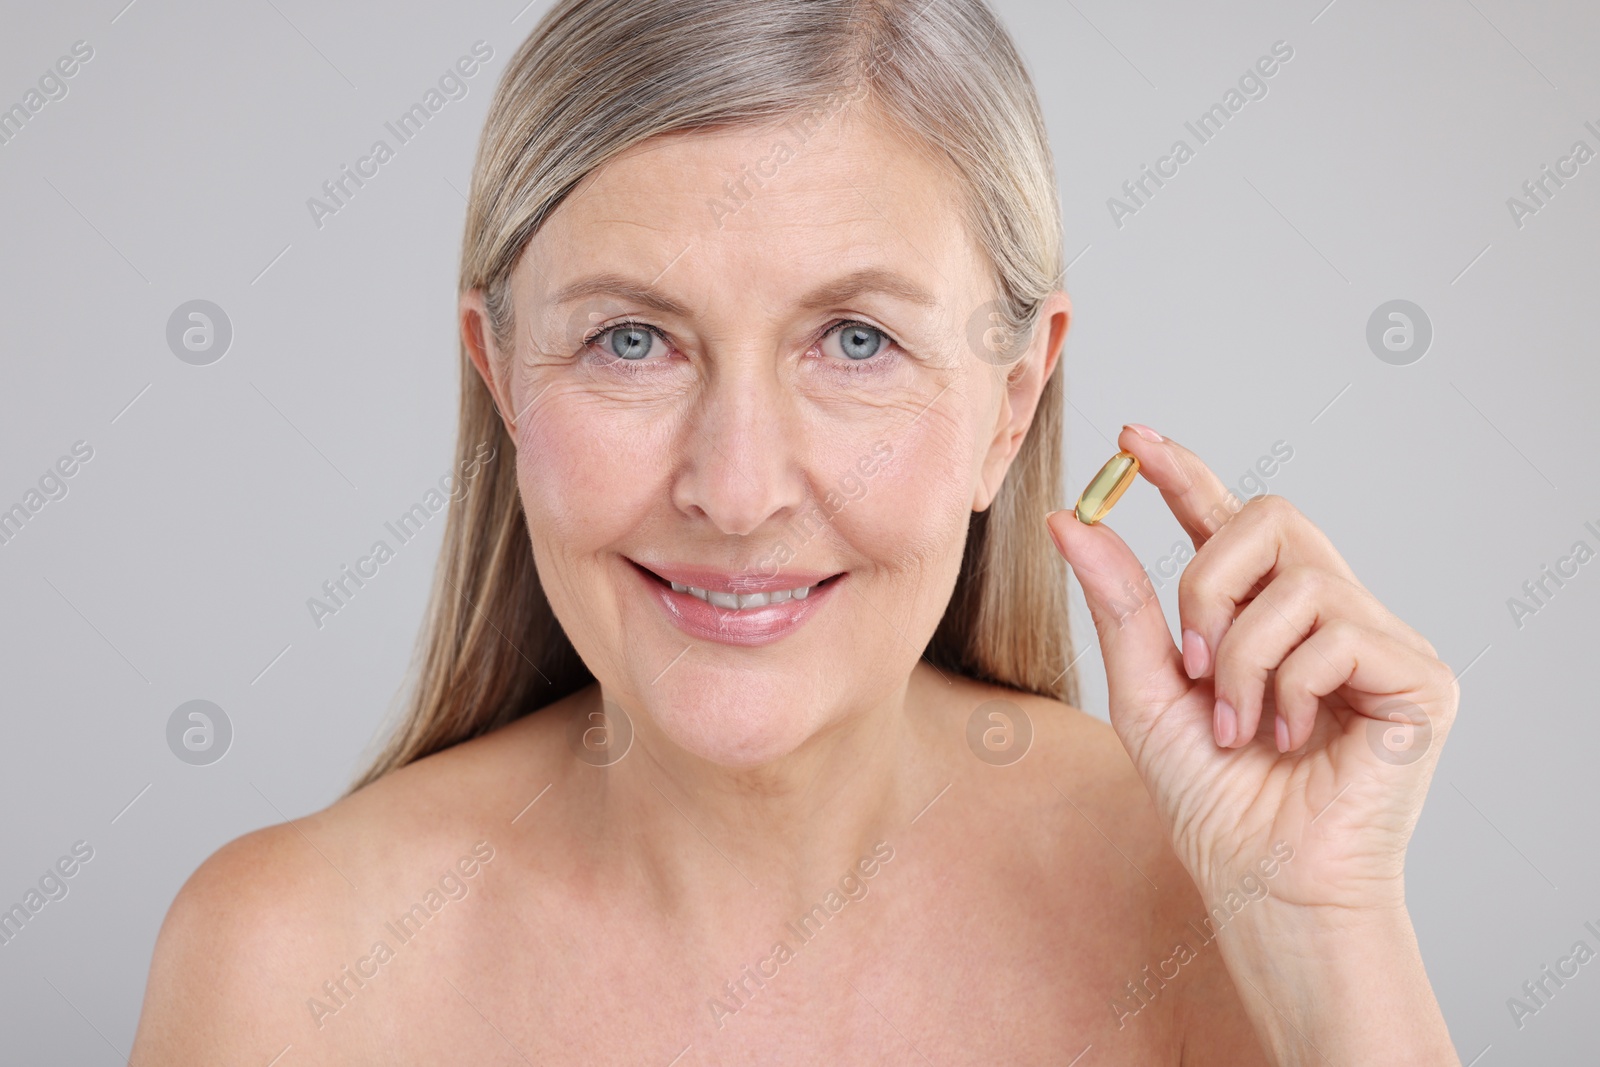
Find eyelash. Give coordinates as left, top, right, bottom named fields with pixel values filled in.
left=580, top=319, right=899, bottom=374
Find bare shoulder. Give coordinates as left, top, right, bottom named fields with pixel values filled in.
left=130, top=692, right=581, bottom=1065
left=981, top=682, right=1270, bottom=1065
left=937, top=671, right=1269, bottom=1060
left=941, top=673, right=1172, bottom=867
left=130, top=814, right=340, bottom=1063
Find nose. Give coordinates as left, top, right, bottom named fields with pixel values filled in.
left=670, top=353, right=808, bottom=538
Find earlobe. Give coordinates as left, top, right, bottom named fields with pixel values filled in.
left=971, top=392, right=1017, bottom=514
left=460, top=290, right=517, bottom=439
left=971, top=475, right=997, bottom=513
left=970, top=292, right=1071, bottom=513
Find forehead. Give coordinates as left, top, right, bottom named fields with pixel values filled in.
left=529, top=104, right=988, bottom=300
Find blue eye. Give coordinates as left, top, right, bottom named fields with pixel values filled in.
left=834, top=322, right=886, bottom=361
left=604, top=325, right=655, bottom=361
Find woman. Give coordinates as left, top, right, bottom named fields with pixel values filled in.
left=132, top=0, right=1460, bottom=1062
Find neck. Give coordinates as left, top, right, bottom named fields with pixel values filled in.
left=575, top=660, right=940, bottom=911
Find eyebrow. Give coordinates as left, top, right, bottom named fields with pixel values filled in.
left=548, top=266, right=939, bottom=316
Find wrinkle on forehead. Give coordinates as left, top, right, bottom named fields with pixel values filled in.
left=529, top=102, right=986, bottom=295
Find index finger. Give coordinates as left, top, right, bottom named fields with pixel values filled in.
left=1114, top=424, right=1242, bottom=547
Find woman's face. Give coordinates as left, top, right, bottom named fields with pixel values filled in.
left=467, top=105, right=1066, bottom=768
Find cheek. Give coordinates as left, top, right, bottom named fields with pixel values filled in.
left=814, top=400, right=978, bottom=573
left=514, top=390, right=670, bottom=551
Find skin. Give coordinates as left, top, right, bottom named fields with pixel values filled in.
left=130, top=104, right=1459, bottom=1065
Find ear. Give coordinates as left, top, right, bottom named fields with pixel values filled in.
left=972, top=290, right=1071, bottom=512
left=460, top=288, right=518, bottom=441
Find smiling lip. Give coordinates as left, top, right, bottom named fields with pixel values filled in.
left=627, top=559, right=844, bottom=647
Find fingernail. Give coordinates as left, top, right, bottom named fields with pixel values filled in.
left=1213, top=699, right=1236, bottom=747
left=1125, top=423, right=1163, bottom=442
left=1275, top=714, right=1290, bottom=753
left=1181, top=629, right=1208, bottom=680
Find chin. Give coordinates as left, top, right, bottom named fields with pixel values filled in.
left=642, top=673, right=825, bottom=769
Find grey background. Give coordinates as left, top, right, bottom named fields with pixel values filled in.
left=1, top=0, right=1596, bottom=1061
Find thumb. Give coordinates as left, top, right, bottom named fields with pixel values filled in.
left=1046, top=509, right=1187, bottom=712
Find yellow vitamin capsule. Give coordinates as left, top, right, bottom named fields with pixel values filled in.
left=1075, top=450, right=1140, bottom=524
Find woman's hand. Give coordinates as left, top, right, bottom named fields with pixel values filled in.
left=1046, top=424, right=1460, bottom=1065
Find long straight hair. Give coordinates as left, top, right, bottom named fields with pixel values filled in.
left=352, top=0, right=1076, bottom=790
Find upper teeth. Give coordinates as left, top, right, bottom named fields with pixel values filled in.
left=669, top=581, right=815, bottom=609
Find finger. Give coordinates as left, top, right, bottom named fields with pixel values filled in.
left=1115, top=425, right=1245, bottom=548
left=1177, top=494, right=1371, bottom=682
left=1210, top=564, right=1382, bottom=748
left=1273, top=618, right=1459, bottom=755
left=1046, top=508, right=1186, bottom=718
